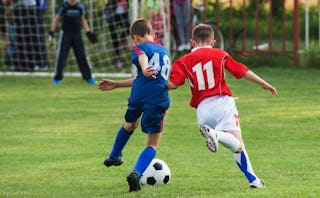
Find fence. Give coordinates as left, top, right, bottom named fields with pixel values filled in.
left=202, top=0, right=301, bottom=66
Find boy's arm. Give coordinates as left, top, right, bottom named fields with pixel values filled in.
left=82, top=16, right=98, bottom=43
left=50, top=15, right=60, bottom=32
left=242, top=70, right=278, bottom=95
left=81, top=16, right=90, bottom=32
left=98, top=78, right=134, bottom=91
left=49, top=15, right=60, bottom=45
left=139, top=54, right=157, bottom=79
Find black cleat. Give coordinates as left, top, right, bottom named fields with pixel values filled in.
left=126, top=171, right=141, bottom=192
left=103, top=157, right=123, bottom=167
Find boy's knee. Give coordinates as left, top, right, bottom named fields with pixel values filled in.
left=234, top=145, right=243, bottom=153
left=124, top=122, right=138, bottom=133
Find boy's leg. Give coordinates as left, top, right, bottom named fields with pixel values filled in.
left=104, top=126, right=132, bottom=167
left=126, top=146, right=156, bottom=192
left=217, top=131, right=242, bottom=152
left=133, top=146, right=156, bottom=176
left=53, top=31, right=71, bottom=82
left=233, top=147, right=263, bottom=187
left=126, top=104, right=165, bottom=192
left=72, top=32, right=93, bottom=81
left=127, top=131, right=160, bottom=193
left=131, top=132, right=161, bottom=176
left=200, top=125, right=242, bottom=153
left=108, top=106, right=142, bottom=168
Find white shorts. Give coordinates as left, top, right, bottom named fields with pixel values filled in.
left=196, top=95, right=241, bottom=132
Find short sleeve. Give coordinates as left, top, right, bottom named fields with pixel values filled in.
left=78, top=3, right=85, bottom=16
left=224, top=55, right=249, bottom=79
left=169, top=58, right=187, bottom=86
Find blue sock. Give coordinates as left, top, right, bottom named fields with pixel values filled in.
left=233, top=149, right=257, bottom=183
left=109, top=127, right=132, bottom=160
left=134, top=147, right=156, bottom=176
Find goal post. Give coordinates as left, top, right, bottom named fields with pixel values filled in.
left=0, top=0, right=172, bottom=78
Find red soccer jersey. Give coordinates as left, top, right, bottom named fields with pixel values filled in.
left=169, top=47, right=249, bottom=108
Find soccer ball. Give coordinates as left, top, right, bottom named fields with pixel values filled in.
left=140, top=158, right=171, bottom=185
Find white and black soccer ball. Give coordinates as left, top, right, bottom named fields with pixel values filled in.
left=140, top=158, right=171, bottom=185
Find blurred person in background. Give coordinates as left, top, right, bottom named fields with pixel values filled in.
left=49, top=0, right=97, bottom=85
left=173, top=0, right=191, bottom=51
left=146, top=0, right=168, bottom=45
left=3, top=0, right=17, bottom=68
left=10, top=0, right=48, bottom=71
left=104, top=0, right=130, bottom=69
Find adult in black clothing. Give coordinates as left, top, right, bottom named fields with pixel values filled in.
left=49, top=0, right=97, bottom=85
left=104, top=0, right=130, bottom=68
left=12, top=0, right=48, bottom=71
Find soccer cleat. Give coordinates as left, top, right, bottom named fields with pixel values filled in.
left=87, top=78, right=97, bottom=85
left=103, top=157, right=123, bottom=167
left=127, top=170, right=141, bottom=192
left=250, top=179, right=265, bottom=188
left=200, top=125, right=219, bottom=152
left=53, top=79, right=61, bottom=85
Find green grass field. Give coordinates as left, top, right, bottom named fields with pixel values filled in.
left=1, top=67, right=319, bottom=197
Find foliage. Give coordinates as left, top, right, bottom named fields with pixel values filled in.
left=205, top=1, right=320, bottom=68
left=300, top=40, right=320, bottom=69
left=206, top=1, right=318, bottom=40
left=231, top=53, right=293, bottom=68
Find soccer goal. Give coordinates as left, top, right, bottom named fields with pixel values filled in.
left=0, top=0, right=171, bottom=78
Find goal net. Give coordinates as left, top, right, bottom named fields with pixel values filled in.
left=0, top=0, right=171, bottom=78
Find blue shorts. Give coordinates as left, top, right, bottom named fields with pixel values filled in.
left=125, top=102, right=167, bottom=134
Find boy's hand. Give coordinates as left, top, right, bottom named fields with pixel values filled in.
left=86, top=31, right=98, bottom=44
left=48, top=31, right=55, bottom=46
left=98, top=79, right=117, bottom=91
left=142, top=66, right=158, bottom=79
left=167, top=81, right=179, bottom=90
left=261, top=83, right=278, bottom=96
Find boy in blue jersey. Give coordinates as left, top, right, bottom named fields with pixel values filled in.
left=98, top=19, right=170, bottom=192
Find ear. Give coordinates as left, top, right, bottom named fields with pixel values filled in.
left=132, top=35, right=139, bottom=44
left=210, top=39, right=215, bottom=47
left=191, top=39, right=196, bottom=48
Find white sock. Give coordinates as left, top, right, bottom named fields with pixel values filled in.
left=233, top=148, right=258, bottom=183
left=216, top=131, right=241, bottom=152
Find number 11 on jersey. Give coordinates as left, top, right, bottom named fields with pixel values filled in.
left=192, top=61, right=215, bottom=90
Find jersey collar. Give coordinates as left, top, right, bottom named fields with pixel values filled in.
left=191, top=45, right=212, bottom=52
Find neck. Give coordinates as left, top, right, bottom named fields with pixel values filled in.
left=134, top=35, right=154, bottom=44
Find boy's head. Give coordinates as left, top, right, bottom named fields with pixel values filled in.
left=130, top=19, right=154, bottom=41
left=191, top=24, right=215, bottom=46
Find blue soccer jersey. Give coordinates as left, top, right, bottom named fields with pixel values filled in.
left=130, top=41, right=170, bottom=108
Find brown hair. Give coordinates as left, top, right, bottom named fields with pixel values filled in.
left=192, top=24, right=214, bottom=44
left=130, top=19, right=153, bottom=38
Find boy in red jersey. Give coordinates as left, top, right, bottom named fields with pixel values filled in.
left=167, top=24, right=278, bottom=188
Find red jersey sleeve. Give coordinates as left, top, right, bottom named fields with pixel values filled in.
left=224, top=55, right=249, bottom=79
left=169, top=58, right=187, bottom=86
